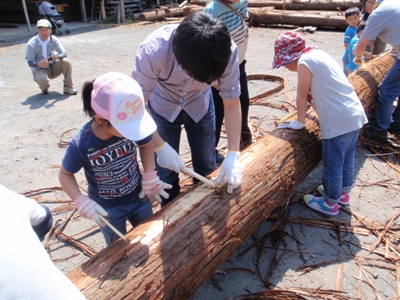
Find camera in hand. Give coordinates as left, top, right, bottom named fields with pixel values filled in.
left=48, top=50, right=59, bottom=64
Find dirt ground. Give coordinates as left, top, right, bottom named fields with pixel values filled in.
left=0, top=19, right=399, bottom=299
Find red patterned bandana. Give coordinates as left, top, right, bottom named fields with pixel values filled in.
left=271, top=31, right=317, bottom=69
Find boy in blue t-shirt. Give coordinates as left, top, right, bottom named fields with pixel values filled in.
left=346, top=22, right=373, bottom=74
left=342, top=7, right=361, bottom=76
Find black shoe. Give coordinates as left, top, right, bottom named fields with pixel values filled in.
left=362, top=126, right=388, bottom=143
left=32, top=205, right=53, bottom=241
left=388, top=123, right=400, bottom=136
left=216, top=151, right=225, bottom=164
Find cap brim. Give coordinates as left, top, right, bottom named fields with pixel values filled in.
left=111, top=110, right=157, bottom=141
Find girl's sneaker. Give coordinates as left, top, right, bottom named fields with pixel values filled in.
left=303, top=194, right=340, bottom=216
left=317, top=185, right=350, bottom=206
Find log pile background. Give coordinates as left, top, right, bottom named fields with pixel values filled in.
left=138, top=0, right=362, bottom=30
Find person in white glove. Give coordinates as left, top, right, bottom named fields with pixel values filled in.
left=59, top=72, right=171, bottom=245
left=277, top=120, right=305, bottom=130
left=215, top=150, right=242, bottom=193
left=0, top=184, right=86, bottom=300
left=272, top=31, right=367, bottom=216
left=132, top=12, right=243, bottom=201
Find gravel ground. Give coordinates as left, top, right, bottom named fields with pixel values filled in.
left=0, top=19, right=399, bottom=299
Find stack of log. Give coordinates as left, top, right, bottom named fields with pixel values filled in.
left=67, top=52, right=395, bottom=299
left=139, top=0, right=362, bottom=30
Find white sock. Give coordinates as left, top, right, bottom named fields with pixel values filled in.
left=30, top=205, right=47, bottom=226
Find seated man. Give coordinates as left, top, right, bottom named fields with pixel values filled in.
left=25, top=19, right=77, bottom=95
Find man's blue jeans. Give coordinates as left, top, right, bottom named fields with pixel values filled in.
left=148, top=99, right=216, bottom=205
left=375, top=58, right=400, bottom=131
left=322, top=129, right=360, bottom=204
left=100, top=190, right=152, bottom=245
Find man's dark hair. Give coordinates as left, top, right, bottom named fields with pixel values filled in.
left=345, top=7, right=361, bottom=19
left=172, top=11, right=232, bottom=84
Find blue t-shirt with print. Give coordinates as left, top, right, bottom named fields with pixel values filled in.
left=62, top=121, right=152, bottom=207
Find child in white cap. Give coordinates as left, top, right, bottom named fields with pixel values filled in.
left=272, top=31, right=368, bottom=216
left=59, top=72, right=172, bottom=245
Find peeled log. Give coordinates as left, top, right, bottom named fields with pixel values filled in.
left=67, top=112, right=323, bottom=299
left=248, top=8, right=347, bottom=29
left=138, top=9, right=166, bottom=21
left=348, top=52, right=396, bottom=114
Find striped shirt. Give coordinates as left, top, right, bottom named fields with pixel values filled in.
left=204, top=0, right=249, bottom=63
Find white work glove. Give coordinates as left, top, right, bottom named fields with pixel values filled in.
left=277, top=120, right=305, bottom=130
left=139, top=171, right=173, bottom=203
left=74, top=195, right=108, bottom=227
left=215, top=151, right=242, bottom=194
left=155, top=142, right=185, bottom=173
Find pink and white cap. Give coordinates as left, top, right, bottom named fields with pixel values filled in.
left=91, top=72, right=156, bottom=141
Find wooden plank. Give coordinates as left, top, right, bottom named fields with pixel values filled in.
left=119, top=0, right=125, bottom=23
left=100, top=0, right=106, bottom=20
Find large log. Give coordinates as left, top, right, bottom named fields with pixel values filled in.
left=248, top=8, right=347, bottom=29
left=348, top=52, right=396, bottom=114
left=67, top=112, right=323, bottom=299
left=137, top=7, right=185, bottom=21
left=66, top=55, right=395, bottom=299
left=190, top=0, right=362, bottom=11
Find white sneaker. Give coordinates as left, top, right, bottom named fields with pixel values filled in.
left=64, top=86, right=77, bottom=95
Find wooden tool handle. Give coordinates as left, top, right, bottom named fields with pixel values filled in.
left=182, top=167, right=216, bottom=188
left=97, top=214, right=129, bottom=243
left=275, top=111, right=298, bottom=125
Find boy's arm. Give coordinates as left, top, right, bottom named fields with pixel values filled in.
left=296, top=64, right=312, bottom=124
left=354, top=37, right=371, bottom=58
left=58, top=166, right=82, bottom=201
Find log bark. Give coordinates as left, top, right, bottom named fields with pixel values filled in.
left=190, top=0, right=362, bottom=11
left=248, top=8, right=347, bottom=29
left=67, top=112, right=323, bottom=299
left=348, top=51, right=396, bottom=114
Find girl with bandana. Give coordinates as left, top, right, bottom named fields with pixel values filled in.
left=272, top=31, right=368, bottom=216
